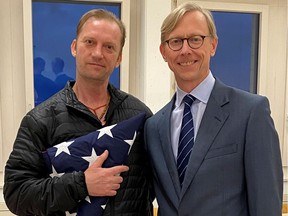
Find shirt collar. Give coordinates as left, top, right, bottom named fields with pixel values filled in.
left=175, top=71, right=215, bottom=107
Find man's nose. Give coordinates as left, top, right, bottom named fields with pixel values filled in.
left=180, top=39, right=192, bottom=54
left=92, top=45, right=104, bottom=58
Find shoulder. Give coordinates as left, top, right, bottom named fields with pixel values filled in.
left=109, top=84, right=153, bottom=117
left=212, top=78, right=268, bottom=107
left=146, top=97, right=174, bottom=126
left=26, top=89, right=68, bottom=127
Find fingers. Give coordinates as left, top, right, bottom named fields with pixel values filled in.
left=84, top=150, right=130, bottom=197
left=104, top=176, right=124, bottom=196
left=92, top=150, right=109, bottom=168
left=85, top=166, right=128, bottom=197
left=91, top=150, right=129, bottom=175
left=108, top=165, right=129, bottom=176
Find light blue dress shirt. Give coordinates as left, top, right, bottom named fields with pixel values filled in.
left=170, top=72, right=215, bottom=160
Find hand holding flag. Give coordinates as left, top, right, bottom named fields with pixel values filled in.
left=42, top=113, right=146, bottom=215
left=84, top=149, right=129, bottom=197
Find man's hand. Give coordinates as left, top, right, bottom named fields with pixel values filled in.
left=84, top=150, right=129, bottom=196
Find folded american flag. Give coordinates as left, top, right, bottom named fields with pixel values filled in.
left=42, top=113, right=146, bottom=216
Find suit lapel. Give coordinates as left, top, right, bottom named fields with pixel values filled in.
left=158, top=96, right=182, bottom=198
left=180, top=80, right=230, bottom=196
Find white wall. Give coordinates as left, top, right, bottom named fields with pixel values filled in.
left=129, top=0, right=173, bottom=112
left=0, top=1, right=26, bottom=215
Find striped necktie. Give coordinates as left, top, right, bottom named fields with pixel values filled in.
left=177, top=94, right=195, bottom=186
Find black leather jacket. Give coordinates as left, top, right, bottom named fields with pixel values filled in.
left=4, top=82, right=154, bottom=216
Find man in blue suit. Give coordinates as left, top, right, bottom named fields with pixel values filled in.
left=144, top=2, right=283, bottom=215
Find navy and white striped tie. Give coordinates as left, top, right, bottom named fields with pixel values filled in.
left=177, top=94, right=195, bottom=186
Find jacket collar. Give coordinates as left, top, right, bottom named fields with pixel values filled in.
left=64, top=81, right=128, bottom=124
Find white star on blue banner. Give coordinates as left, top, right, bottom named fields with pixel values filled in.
left=42, top=113, right=146, bottom=215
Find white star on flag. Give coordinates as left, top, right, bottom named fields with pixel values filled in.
left=49, top=165, right=64, bottom=178
left=54, top=140, right=74, bottom=157
left=85, top=196, right=91, bottom=203
left=65, top=211, right=76, bottom=216
left=125, top=132, right=137, bottom=154
left=97, top=124, right=116, bottom=139
left=82, top=148, right=99, bottom=167
left=124, top=131, right=137, bottom=146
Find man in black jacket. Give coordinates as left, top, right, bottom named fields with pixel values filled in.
left=4, top=9, right=154, bottom=216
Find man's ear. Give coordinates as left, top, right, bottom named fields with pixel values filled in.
left=160, top=44, right=167, bottom=62
left=210, top=37, right=218, bottom=57
left=115, top=53, right=122, bottom=68
left=71, top=39, right=77, bottom=57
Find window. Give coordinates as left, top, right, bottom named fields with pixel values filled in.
left=211, top=11, right=259, bottom=93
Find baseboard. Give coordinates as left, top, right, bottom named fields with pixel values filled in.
left=283, top=202, right=288, bottom=214
left=153, top=204, right=288, bottom=215
left=1, top=200, right=287, bottom=215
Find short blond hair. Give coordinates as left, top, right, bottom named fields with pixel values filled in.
left=160, top=2, right=217, bottom=43
left=76, top=9, right=126, bottom=51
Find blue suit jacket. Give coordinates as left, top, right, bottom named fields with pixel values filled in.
left=144, top=79, right=283, bottom=216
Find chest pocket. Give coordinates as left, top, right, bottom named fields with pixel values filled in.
left=205, top=143, right=238, bottom=160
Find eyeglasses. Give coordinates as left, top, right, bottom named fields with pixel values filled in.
left=165, top=35, right=210, bottom=51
